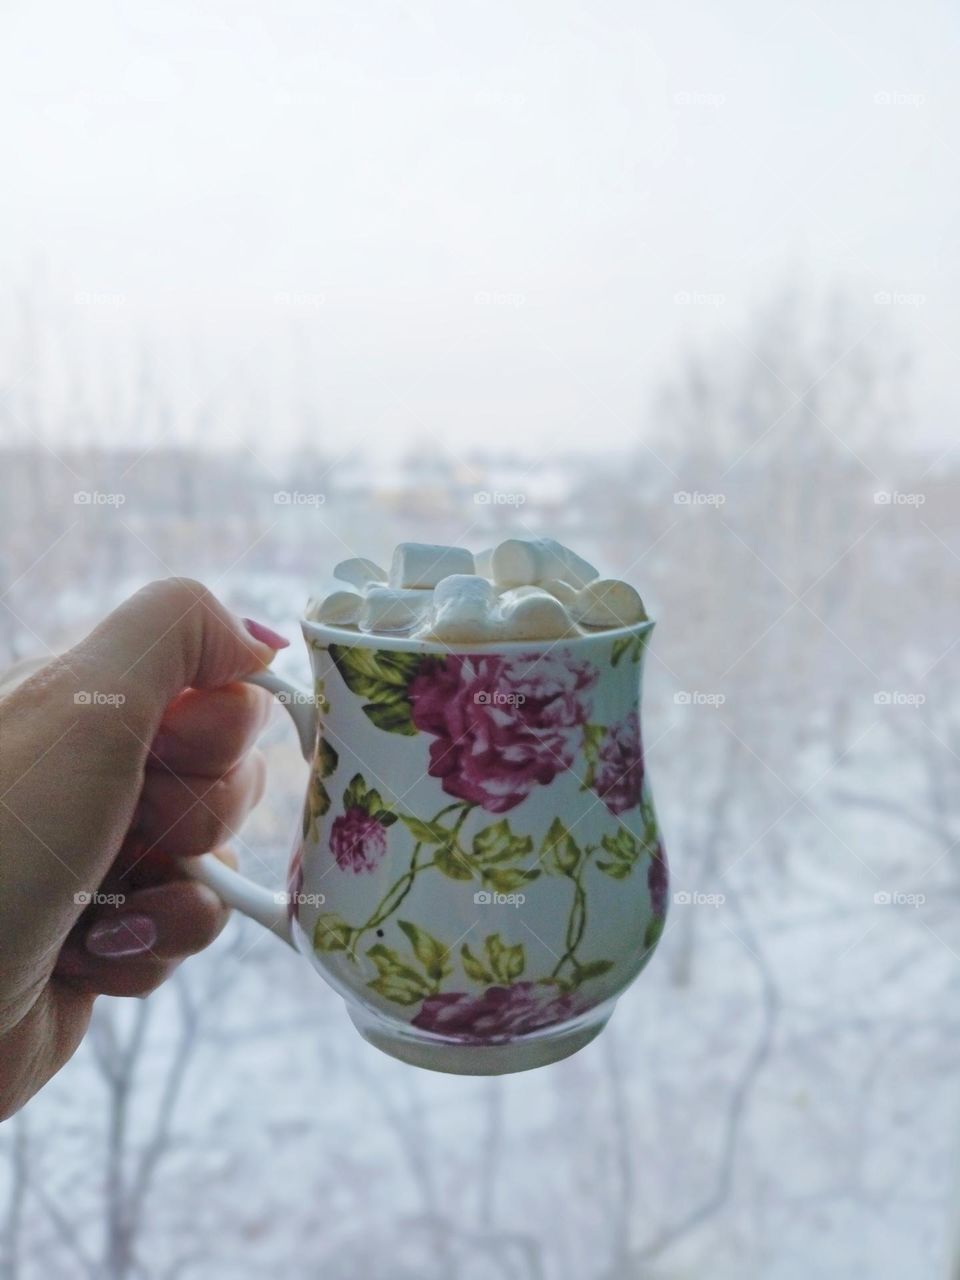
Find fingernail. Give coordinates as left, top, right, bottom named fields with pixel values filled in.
left=86, top=913, right=158, bottom=958
left=242, top=618, right=290, bottom=650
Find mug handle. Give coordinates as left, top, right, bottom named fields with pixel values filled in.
left=178, top=670, right=318, bottom=950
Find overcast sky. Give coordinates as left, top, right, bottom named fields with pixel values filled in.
left=1, top=0, right=956, bottom=456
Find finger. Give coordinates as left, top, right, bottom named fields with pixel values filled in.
left=0, top=580, right=287, bottom=977
left=54, top=874, right=233, bottom=997
left=148, top=681, right=274, bottom=777
left=137, top=752, right=267, bottom=859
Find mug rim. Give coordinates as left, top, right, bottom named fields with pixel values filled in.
left=300, top=615, right=655, bottom=655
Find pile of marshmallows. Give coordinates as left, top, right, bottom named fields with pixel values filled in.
left=305, top=538, right=647, bottom=643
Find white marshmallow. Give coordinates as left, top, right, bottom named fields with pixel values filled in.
left=361, top=587, right=432, bottom=633
left=306, top=589, right=362, bottom=626
left=473, top=547, right=494, bottom=578
left=573, top=579, right=646, bottom=627
left=498, top=588, right=575, bottom=640
left=540, top=578, right=578, bottom=605
left=333, top=557, right=387, bottom=589
left=426, top=574, right=499, bottom=642
left=390, top=542, right=474, bottom=589
left=491, top=537, right=598, bottom=589
left=491, top=538, right=541, bottom=587
left=535, top=538, right=598, bottom=588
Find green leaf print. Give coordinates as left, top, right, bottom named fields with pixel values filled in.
left=596, top=827, right=641, bottom=879
left=328, top=644, right=423, bottom=736
left=461, top=943, right=495, bottom=984
left=433, top=842, right=474, bottom=880
left=365, top=943, right=432, bottom=1005
left=540, top=817, right=581, bottom=876
left=397, top=921, right=452, bottom=982
left=313, top=913, right=355, bottom=952
left=317, top=736, right=338, bottom=778
left=471, top=819, right=533, bottom=866
left=483, top=934, right=525, bottom=984
left=482, top=867, right=541, bottom=892
left=399, top=815, right=450, bottom=845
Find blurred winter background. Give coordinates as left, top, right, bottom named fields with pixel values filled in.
left=1, top=0, right=958, bottom=1277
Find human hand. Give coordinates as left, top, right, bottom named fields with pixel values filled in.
left=0, top=579, right=289, bottom=1119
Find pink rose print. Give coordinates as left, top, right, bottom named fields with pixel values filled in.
left=407, top=652, right=598, bottom=813
left=412, top=981, right=581, bottom=1043
left=592, top=710, right=643, bottom=815
left=330, top=807, right=389, bottom=874
left=647, top=842, right=668, bottom=918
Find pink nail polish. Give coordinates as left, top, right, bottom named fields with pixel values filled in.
left=86, top=913, right=158, bottom=958
left=242, top=618, right=290, bottom=650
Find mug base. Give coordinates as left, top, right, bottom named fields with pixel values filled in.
left=347, top=1002, right=615, bottom=1075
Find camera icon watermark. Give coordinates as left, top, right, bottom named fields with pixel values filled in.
left=474, top=290, right=526, bottom=308
left=474, top=490, right=526, bottom=507
left=74, top=890, right=127, bottom=907
left=874, top=90, right=924, bottom=107
left=474, top=689, right=526, bottom=707
left=473, top=889, right=526, bottom=908
left=74, top=691, right=126, bottom=707
left=873, top=490, right=925, bottom=506
left=74, top=291, right=126, bottom=308
left=74, top=491, right=126, bottom=506
left=673, top=490, right=726, bottom=506
left=873, top=690, right=925, bottom=706
left=273, top=890, right=326, bottom=907
left=275, top=689, right=318, bottom=706
left=672, top=890, right=725, bottom=907
left=674, top=690, right=726, bottom=706
left=274, top=491, right=326, bottom=506
left=873, top=289, right=925, bottom=307
left=874, top=890, right=925, bottom=907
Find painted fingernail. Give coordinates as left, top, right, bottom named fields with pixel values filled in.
left=86, top=913, right=158, bottom=958
left=242, top=618, right=290, bottom=650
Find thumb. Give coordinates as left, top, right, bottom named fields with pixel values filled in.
left=0, top=579, right=287, bottom=982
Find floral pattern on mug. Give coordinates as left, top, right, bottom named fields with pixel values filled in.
left=412, top=982, right=582, bottom=1043
left=590, top=710, right=643, bottom=815
left=406, top=651, right=598, bottom=813
left=328, top=773, right=397, bottom=874
left=309, top=641, right=667, bottom=1044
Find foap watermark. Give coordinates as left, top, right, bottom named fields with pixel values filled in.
left=276, top=689, right=320, bottom=707
left=273, top=890, right=326, bottom=908
left=874, top=490, right=925, bottom=506
left=674, top=490, right=726, bottom=506
left=474, top=689, right=526, bottom=707
left=474, top=489, right=526, bottom=507
left=74, top=890, right=126, bottom=907
left=74, top=691, right=126, bottom=707
left=74, top=490, right=126, bottom=506
left=673, top=890, right=725, bottom=907
left=74, top=290, right=126, bottom=308
left=874, top=90, right=925, bottom=107
left=674, top=290, right=725, bottom=307
left=874, top=690, right=925, bottom=706
left=674, top=690, right=726, bottom=707
left=873, top=290, right=926, bottom=307
left=474, top=889, right=526, bottom=908
left=474, top=290, right=525, bottom=308
left=274, top=290, right=325, bottom=309
left=274, top=490, right=326, bottom=507
left=874, top=890, right=925, bottom=907
left=673, top=90, right=726, bottom=108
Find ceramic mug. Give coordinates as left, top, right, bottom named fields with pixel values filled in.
left=183, top=617, right=668, bottom=1074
